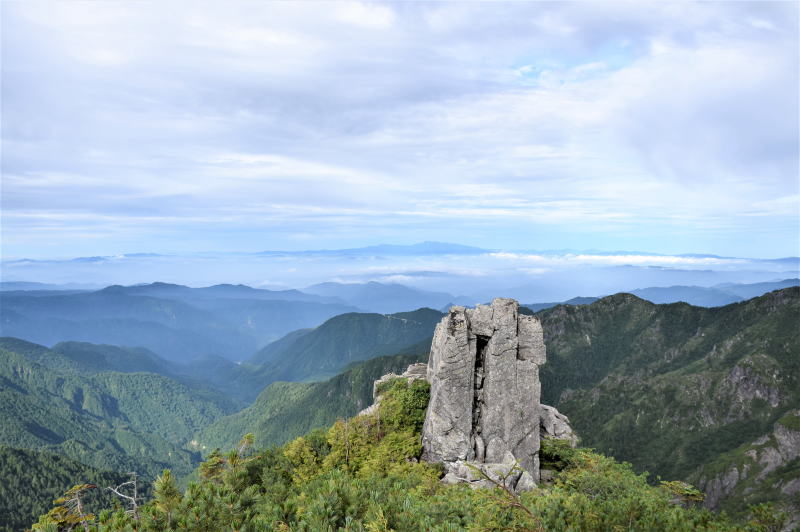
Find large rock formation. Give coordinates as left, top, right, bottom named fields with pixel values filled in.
left=421, top=298, right=547, bottom=489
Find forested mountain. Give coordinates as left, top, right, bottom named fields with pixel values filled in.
left=244, top=307, right=442, bottom=383
left=32, top=340, right=174, bottom=376
left=539, top=287, right=800, bottom=515
left=0, top=447, right=132, bottom=532
left=0, top=339, right=239, bottom=480
left=0, top=284, right=357, bottom=362
left=199, top=350, right=429, bottom=452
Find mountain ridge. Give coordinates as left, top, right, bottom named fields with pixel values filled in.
left=538, top=287, right=800, bottom=516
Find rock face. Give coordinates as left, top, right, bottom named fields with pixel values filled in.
left=697, top=410, right=800, bottom=511
left=421, top=298, right=546, bottom=488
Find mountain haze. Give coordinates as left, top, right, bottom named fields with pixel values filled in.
left=0, top=284, right=357, bottom=362
left=246, top=307, right=442, bottom=383
left=304, top=281, right=473, bottom=313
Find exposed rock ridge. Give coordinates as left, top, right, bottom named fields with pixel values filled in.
left=697, top=410, right=800, bottom=512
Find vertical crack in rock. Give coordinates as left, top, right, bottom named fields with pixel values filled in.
left=473, top=335, right=489, bottom=462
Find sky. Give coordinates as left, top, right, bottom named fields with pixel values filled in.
left=2, top=1, right=798, bottom=260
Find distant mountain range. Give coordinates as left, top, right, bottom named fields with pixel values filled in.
left=8, top=242, right=800, bottom=263
left=3, top=243, right=797, bottom=305
left=304, top=281, right=475, bottom=313
left=3, top=278, right=796, bottom=369
left=627, top=278, right=800, bottom=306
left=0, top=283, right=358, bottom=362
left=523, top=278, right=799, bottom=310
left=0, top=281, right=100, bottom=291
left=255, top=241, right=489, bottom=256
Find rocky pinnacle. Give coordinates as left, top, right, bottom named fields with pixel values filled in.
left=421, top=298, right=546, bottom=484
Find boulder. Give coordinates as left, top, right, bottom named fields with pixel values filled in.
left=540, top=404, right=578, bottom=447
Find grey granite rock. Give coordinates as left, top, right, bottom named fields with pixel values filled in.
left=540, top=404, right=579, bottom=447
left=357, top=363, right=431, bottom=417
left=421, top=298, right=546, bottom=490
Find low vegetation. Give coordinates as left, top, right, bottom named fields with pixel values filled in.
left=30, top=378, right=787, bottom=531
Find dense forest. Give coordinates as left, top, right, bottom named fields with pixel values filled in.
left=0, top=447, right=139, bottom=532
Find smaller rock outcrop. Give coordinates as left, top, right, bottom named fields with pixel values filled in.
left=540, top=404, right=578, bottom=447
left=358, top=363, right=428, bottom=417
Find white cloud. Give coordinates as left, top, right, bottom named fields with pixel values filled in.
left=487, top=252, right=747, bottom=267
left=335, top=2, right=395, bottom=29
left=1, top=1, right=797, bottom=258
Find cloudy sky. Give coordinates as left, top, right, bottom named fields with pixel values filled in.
left=2, top=1, right=798, bottom=260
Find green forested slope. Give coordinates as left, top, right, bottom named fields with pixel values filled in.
left=198, top=351, right=428, bottom=452
left=238, top=308, right=441, bottom=391
left=51, top=341, right=176, bottom=375
left=0, top=341, right=240, bottom=479
left=538, top=287, right=800, bottom=513
left=0, top=338, right=175, bottom=376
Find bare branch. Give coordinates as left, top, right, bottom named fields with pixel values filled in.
left=106, top=472, right=140, bottom=520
